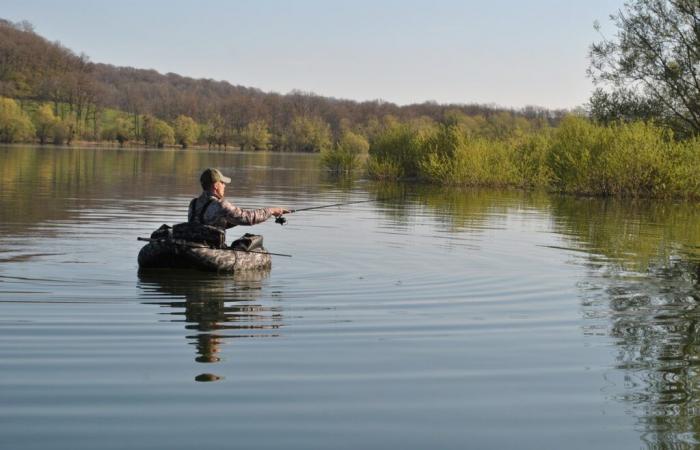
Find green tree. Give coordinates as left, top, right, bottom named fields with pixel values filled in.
left=203, top=114, right=231, bottom=149
left=286, top=115, right=332, bottom=152
left=238, top=120, right=271, bottom=151
left=51, top=114, right=77, bottom=145
left=33, top=103, right=58, bottom=144
left=590, top=0, right=700, bottom=135
left=142, top=114, right=174, bottom=148
left=173, top=115, right=198, bottom=148
left=0, top=97, right=35, bottom=143
left=101, top=117, right=134, bottom=146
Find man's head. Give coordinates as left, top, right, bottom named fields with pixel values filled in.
left=200, top=168, right=231, bottom=190
left=200, top=168, right=231, bottom=199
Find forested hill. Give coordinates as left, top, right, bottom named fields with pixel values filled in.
left=0, top=19, right=565, bottom=132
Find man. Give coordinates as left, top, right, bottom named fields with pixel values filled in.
left=188, top=168, right=288, bottom=232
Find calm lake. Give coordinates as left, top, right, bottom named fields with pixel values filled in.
left=2, top=145, right=700, bottom=449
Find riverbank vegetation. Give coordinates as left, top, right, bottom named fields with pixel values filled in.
left=365, top=114, right=700, bottom=198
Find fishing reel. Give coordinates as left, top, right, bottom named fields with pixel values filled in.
left=275, top=215, right=287, bottom=225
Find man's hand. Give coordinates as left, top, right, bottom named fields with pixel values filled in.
left=270, top=207, right=290, bottom=217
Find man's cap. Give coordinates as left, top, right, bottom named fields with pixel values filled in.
left=200, top=168, right=231, bottom=186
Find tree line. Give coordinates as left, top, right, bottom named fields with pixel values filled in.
left=0, top=18, right=566, bottom=150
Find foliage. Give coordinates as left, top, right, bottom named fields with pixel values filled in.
left=321, top=130, right=369, bottom=173
left=368, top=120, right=435, bottom=178
left=284, top=116, right=332, bottom=152
left=546, top=116, right=691, bottom=197
left=510, top=132, right=553, bottom=187
left=589, top=0, right=700, bottom=136
left=202, top=114, right=231, bottom=149
left=142, top=114, right=174, bottom=148
left=0, top=97, right=35, bottom=143
left=366, top=114, right=700, bottom=199
left=419, top=127, right=518, bottom=186
left=173, top=115, right=198, bottom=148
left=101, top=116, right=133, bottom=146
left=238, top=120, right=270, bottom=151
left=588, top=88, right=664, bottom=125
left=32, top=103, right=58, bottom=144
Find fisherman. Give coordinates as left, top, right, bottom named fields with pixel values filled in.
left=188, top=168, right=288, bottom=234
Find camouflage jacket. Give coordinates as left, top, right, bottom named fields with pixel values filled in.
left=188, top=191, right=273, bottom=229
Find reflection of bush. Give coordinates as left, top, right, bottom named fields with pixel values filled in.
left=550, top=196, right=700, bottom=271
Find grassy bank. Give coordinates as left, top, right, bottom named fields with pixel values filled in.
left=366, top=115, right=700, bottom=199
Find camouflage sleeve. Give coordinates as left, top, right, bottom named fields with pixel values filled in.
left=220, top=200, right=272, bottom=226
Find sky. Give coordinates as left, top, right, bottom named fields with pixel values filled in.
left=3, top=0, right=625, bottom=109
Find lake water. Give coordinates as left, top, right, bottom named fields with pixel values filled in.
left=2, top=145, right=700, bottom=449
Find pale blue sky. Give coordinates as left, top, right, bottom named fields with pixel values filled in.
left=4, top=0, right=624, bottom=109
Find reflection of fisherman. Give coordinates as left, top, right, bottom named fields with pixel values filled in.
left=188, top=168, right=288, bottom=235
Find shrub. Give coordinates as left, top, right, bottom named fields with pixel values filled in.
left=368, top=121, right=435, bottom=178
left=595, top=121, right=670, bottom=196
left=173, top=115, right=199, bottom=149
left=321, top=130, right=369, bottom=173
left=285, top=116, right=332, bottom=152
left=33, top=103, right=58, bottom=144
left=511, top=132, right=553, bottom=187
left=547, top=116, right=607, bottom=194
left=0, top=97, right=35, bottom=143
left=238, top=120, right=271, bottom=151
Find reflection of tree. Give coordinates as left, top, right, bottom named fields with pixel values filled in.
left=550, top=196, right=700, bottom=271
left=550, top=196, right=700, bottom=448
left=0, top=145, right=321, bottom=235
left=137, top=269, right=281, bottom=382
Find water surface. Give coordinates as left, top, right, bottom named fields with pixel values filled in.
left=2, top=145, right=700, bottom=449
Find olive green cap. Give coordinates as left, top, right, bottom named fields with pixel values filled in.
left=200, top=168, right=231, bottom=188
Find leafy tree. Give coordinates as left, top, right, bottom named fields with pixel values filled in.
left=203, top=114, right=231, bottom=149
left=142, top=114, right=174, bottom=147
left=588, top=88, right=665, bottom=125
left=238, top=120, right=270, bottom=151
left=52, top=114, right=76, bottom=145
left=173, top=115, right=198, bottom=148
left=33, top=103, right=58, bottom=144
left=0, top=97, right=35, bottom=142
left=590, top=0, right=700, bottom=135
left=285, top=115, right=332, bottom=152
left=101, top=116, right=133, bottom=146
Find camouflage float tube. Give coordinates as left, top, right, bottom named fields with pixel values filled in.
left=138, top=224, right=271, bottom=273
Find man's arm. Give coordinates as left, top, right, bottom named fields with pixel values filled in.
left=220, top=201, right=273, bottom=226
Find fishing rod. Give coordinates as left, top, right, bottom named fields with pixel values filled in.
left=137, top=237, right=292, bottom=257
left=275, top=199, right=375, bottom=225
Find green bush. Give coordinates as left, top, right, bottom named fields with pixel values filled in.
left=32, top=103, right=58, bottom=144
left=596, top=121, right=670, bottom=196
left=420, top=137, right=517, bottom=186
left=366, top=157, right=403, bottom=181
left=546, top=116, right=605, bottom=194
left=173, top=115, right=199, bottom=149
left=0, top=97, right=35, bottom=143
left=368, top=121, right=434, bottom=178
left=511, top=132, right=553, bottom=187
left=662, top=138, right=700, bottom=198
left=285, top=116, right=332, bottom=152
left=321, top=130, right=369, bottom=173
